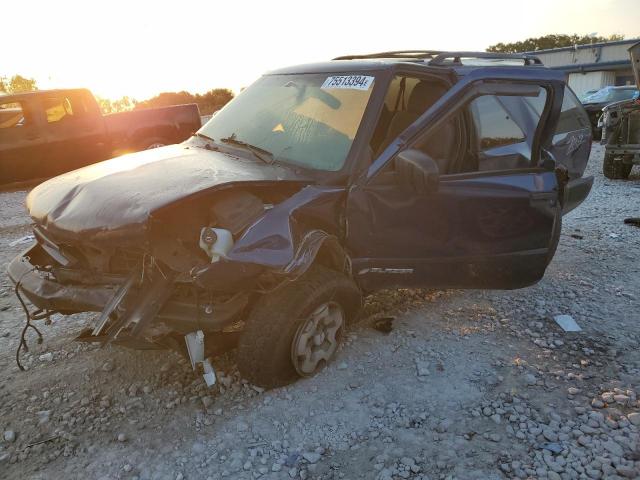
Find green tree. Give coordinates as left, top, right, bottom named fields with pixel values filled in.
left=195, top=88, right=235, bottom=115
left=0, top=74, right=38, bottom=94
left=96, top=96, right=135, bottom=114
left=487, top=33, right=625, bottom=53
left=135, top=88, right=234, bottom=115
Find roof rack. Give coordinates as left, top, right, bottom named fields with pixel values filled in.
left=333, top=50, right=443, bottom=61
left=332, top=50, right=544, bottom=66
left=428, top=51, right=543, bottom=66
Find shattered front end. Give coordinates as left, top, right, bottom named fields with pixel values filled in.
left=7, top=227, right=251, bottom=351
left=8, top=168, right=348, bottom=381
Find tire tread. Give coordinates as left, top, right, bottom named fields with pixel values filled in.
left=237, top=265, right=361, bottom=388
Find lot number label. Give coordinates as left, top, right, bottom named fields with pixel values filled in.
left=321, top=75, right=374, bottom=91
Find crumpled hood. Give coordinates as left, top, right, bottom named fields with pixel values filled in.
left=27, top=144, right=308, bottom=239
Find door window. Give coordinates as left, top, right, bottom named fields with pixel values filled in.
left=410, top=85, right=548, bottom=175
left=464, top=87, right=547, bottom=172
left=44, top=96, right=75, bottom=123
left=553, top=87, right=590, bottom=140
left=42, top=93, right=91, bottom=125
left=0, top=102, right=28, bottom=129
left=369, top=75, right=450, bottom=156
left=470, top=95, right=526, bottom=150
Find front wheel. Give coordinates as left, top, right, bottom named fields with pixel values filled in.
left=237, top=265, right=362, bottom=388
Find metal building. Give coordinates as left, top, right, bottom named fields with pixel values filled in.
left=528, top=39, right=639, bottom=98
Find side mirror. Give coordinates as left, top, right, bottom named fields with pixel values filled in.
left=395, top=149, right=439, bottom=194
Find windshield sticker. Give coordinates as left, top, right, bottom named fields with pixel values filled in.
left=321, top=75, right=374, bottom=91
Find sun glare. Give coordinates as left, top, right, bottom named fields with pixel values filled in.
left=2, top=0, right=637, bottom=102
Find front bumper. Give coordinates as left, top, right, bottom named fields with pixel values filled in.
left=8, top=243, right=249, bottom=333
left=8, top=244, right=116, bottom=313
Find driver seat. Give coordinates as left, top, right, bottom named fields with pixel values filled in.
left=382, top=81, right=457, bottom=173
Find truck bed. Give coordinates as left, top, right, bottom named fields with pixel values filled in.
left=105, top=104, right=201, bottom=152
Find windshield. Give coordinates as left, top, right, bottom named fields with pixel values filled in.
left=582, top=87, right=638, bottom=104
left=197, top=73, right=376, bottom=171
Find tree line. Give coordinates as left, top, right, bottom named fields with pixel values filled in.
left=1, top=75, right=234, bottom=115
left=0, top=75, right=38, bottom=94
left=99, top=89, right=234, bottom=115
left=487, top=33, right=625, bottom=53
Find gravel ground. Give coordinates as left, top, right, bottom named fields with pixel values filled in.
left=0, top=144, right=639, bottom=480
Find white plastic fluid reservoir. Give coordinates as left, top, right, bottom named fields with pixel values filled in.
left=199, top=227, right=234, bottom=262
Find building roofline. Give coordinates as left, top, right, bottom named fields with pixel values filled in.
left=526, top=38, right=640, bottom=55
left=548, top=60, right=631, bottom=74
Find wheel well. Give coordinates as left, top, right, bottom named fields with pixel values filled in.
left=313, top=237, right=351, bottom=276
left=133, top=126, right=175, bottom=148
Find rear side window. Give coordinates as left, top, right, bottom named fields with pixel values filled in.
left=469, top=95, right=526, bottom=150
left=0, top=102, right=27, bottom=129
left=44, top=96, right=75, bottom=123
left=554, top=87, right=590, bottom=137
left=42, top=94, right=90, bottom=124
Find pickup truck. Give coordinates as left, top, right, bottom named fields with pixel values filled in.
left=0, top=88, right=201, bottom=186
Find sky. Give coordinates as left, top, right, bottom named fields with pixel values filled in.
left=2, top=0, right=638, bottom=100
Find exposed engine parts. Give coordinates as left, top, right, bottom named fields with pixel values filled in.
left=208, top=189, right=266, bottom=235
left=199, top=227, right=233, bottom=262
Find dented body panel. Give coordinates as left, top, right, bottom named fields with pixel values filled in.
left=192, top=185, right=348, bottom=291
left=26, top=141, right=308, bottom=242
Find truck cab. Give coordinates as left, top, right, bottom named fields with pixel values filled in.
left=0, top=88, right=200, bottom=186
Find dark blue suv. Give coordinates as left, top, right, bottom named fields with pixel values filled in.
left=9, top=51, right=593, bottom=388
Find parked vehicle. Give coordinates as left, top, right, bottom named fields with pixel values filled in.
left=600, top=42, right=640, bottom=179
left=0, top=88, right=201, bottom=186
left=8, top=51, right=593, bottom=388
left=578, top=89, right=599, bottom=102
left=581, top=85, right=639, bottom=140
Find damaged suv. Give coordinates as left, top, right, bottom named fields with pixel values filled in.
left=9, top=51, right=593, bottom=388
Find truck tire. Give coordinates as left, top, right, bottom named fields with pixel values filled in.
left=603, top=153, right=632, bottom=180
left=140, top=137, right=168, bottom=150
left=237, top=265, right=362, bottom=389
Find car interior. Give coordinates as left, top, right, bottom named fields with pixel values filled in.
left=369, top=75, right=548, bottom=179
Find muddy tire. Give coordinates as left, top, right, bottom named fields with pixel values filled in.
left=237, top=265, right=362, bottom=389
left=603, top=153, right=632, bottom=180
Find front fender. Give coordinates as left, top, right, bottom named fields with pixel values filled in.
left=192, top=185, right=348, bottom=291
